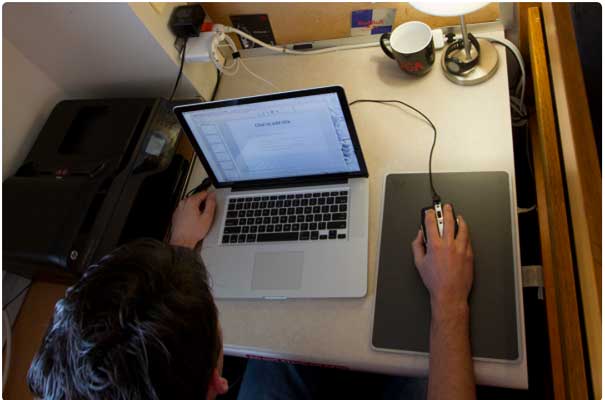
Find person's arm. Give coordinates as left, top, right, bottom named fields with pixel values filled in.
left=169, top=190, right=217, bottom=250
left=411, top=204, right=475, bottom=400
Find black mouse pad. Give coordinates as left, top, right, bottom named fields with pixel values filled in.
left=372, top=172, right=519, bottom=360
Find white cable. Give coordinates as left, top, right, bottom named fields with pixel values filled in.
left=239, top=58, right=280, bottom=91
left=518, top=205, right=536, bottom=214
left=479, top=36, right=526, bottom=106
left=220, top=37, right=240, bottom=75
left=214, top=24, right=379, bottom=55
left=211, top=33, right=240, bottom=76
left=221, top=62, right=240, bottom=76
left=3, top=310, right=12, bottom=389
left=477, top=37, right=535, bottom=212
left=510, top=96, right=525, bottom=111
left=479, top=38, right=528, bottom=128
left=211, top=31, right=280, bottom=91
left=510, top=99, right=528, bottom=127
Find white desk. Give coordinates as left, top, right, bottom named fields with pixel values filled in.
left=189, top=22, right=528, bottom=389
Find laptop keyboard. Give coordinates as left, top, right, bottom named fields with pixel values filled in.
left=221, top=189, right=349, bottom=245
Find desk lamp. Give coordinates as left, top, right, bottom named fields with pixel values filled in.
left=410, top=2, right=498, bottom=85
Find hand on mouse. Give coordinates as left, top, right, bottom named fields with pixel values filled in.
left=411, top=204, right=474, bottom=311
left=169, top=191, right=217, bottom=250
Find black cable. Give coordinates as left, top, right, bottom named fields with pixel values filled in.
left=349, top=99, right=441, bottom=202
left=169, top=37, right=189, bottom=102
left=211, top=68, right=222, bottom=101
left=3, top=283, right=32, bottom=310
left=194, top=69, right=222, bottom=102
left=186, top=177, right=212, bottom=197
left=227, top=372, right=244, bottom=392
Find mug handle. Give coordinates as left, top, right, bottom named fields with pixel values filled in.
left=380, top=33, right=395, bottom=59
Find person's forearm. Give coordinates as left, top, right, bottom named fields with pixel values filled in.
left=427, top=300, right=476, bottom=400
left=169, top=235, right=198, bottom=250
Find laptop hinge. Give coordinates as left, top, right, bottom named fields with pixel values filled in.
left=231, top=178, right=348, bottom=192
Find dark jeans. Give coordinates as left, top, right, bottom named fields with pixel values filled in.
left=237, top=359, right=428, bottom=400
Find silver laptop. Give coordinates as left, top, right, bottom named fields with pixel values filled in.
left=174, top=86, right=369, bottom=299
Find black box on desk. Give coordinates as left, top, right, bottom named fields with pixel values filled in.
left=3, top=98, right=192, bottom=281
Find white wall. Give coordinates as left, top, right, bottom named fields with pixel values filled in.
left=2, top=38, right=66, bottom=179
left=3, top=3, right=199, bottom=98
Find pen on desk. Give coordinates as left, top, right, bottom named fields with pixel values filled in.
left=186, top=177, right=212, bottom=198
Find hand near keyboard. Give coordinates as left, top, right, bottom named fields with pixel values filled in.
left=170, top=191, right=217, bottom=250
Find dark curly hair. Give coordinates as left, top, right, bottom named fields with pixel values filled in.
left=27, top=239, right=220, bottom=400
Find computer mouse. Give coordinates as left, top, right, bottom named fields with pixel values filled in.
left=420, top=202, right=459, bottom=243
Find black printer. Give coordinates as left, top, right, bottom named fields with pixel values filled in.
left=3, top=98, right=192, bottom=280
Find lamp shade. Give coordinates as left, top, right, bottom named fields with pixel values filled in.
left=409, top=2, right=488, bottom=17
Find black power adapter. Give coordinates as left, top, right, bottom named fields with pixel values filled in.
left=169, top=5, right=205, bottom=39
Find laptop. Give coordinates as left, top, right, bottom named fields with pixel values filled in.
left=174, top=86, right=369, bottom=299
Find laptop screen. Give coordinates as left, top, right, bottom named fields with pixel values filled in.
left=179, top=91, right=364, bottom=185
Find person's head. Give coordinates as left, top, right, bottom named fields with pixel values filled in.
left=27, top=239, right=228, bottom=400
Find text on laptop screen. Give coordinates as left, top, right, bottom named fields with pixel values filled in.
left=182, top=93, right=361, bottom=183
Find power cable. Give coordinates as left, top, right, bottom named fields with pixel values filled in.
left=169, top=37, right=189, bottom=102
left=349, top=99, right=440, bottom=202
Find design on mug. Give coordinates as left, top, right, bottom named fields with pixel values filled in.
left=398, top=60, right=425, bottom=73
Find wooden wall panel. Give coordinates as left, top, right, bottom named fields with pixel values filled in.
left=529, top=113, right=566, bottom=400
left=527, top=6, right=589, bottom=400
left=202, top=2, right=500, bottom=45
left=518, top=2, right=541, bottom=61
left=541, top=4, right=602, bottom=399
left=517, top=2, right=541, bottom=101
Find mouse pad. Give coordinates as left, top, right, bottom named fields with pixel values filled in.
left=372, top=172, right=519, bottom=360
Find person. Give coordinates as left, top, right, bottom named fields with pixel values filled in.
left=27, top=191, right=475, bottom=400
left=411, top=204, right=476, bottom=400
left=27, top=191, right=226, bottom=400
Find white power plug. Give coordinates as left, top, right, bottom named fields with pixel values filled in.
left=185, top=32, right=222, bottom=63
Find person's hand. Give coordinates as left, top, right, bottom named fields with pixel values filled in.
left=411, top=204, right=474, bottom=310
left=169, top=191, right=217, bottom=250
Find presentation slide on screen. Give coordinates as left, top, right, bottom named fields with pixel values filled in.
left=183, top=93, right=360, bottom=182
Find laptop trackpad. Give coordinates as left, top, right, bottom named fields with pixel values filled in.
left=252, top=252, right=303, bottom=290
